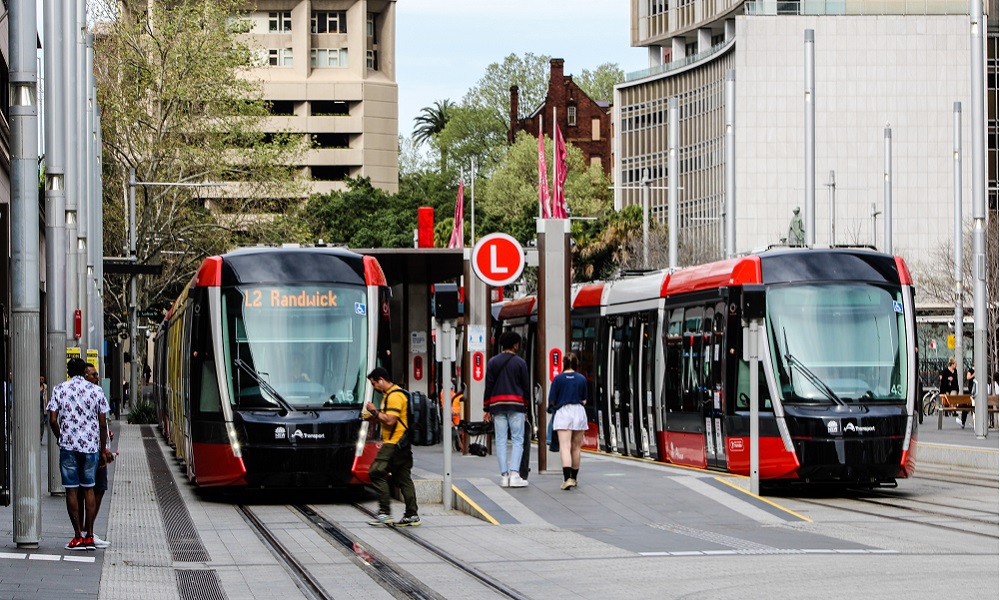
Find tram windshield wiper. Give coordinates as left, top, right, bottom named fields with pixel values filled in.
left=233, top=357, right=295, bottom=413
left=781, top=328, right=845, bottom=406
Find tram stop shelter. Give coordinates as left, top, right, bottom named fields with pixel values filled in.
left=357, top=248, right=473, bottom=410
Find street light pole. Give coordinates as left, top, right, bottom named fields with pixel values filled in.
left=129, top=168, right=139, bottom=410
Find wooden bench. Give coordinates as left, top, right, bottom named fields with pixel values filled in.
left=937, top=394, right=1000, bottom=430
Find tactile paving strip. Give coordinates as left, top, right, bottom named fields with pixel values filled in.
left=142, top=426, right=211, bottom=562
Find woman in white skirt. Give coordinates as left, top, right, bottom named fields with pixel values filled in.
left=547, top=352, right=588, bottom=490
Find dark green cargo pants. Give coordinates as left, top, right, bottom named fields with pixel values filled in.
left=368, top=443, right=418, bottom=518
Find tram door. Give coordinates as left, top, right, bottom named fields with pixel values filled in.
left=634, top=312, right=656, bottom=459
left=605, top=317, right=630, bottom=454
left=703, top=303, right=727, bottom=470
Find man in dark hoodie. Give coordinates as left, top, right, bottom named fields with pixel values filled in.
left=483, top=331, right=532, bottom=488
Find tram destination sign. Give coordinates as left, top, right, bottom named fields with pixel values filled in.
left=471, top=233, right=525, bottom=287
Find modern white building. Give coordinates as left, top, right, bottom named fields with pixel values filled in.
left=237, top=0, right=398, bottom=195
left=615, top=0, right=993, bottom=279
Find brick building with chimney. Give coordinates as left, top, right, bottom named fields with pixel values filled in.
left=509, top=59, right=612, bottom=175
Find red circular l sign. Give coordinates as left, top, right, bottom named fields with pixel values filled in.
left=471, top=233, right=525, bottom=287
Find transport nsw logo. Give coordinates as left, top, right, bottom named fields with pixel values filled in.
left=828, top=421, right=876, bottom=434
left=275, top=427, right=326, bottom=440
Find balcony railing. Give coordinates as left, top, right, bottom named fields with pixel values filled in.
left=744, top=0, right=969, bottom=16
left=624, top=40, right=732, bottom=82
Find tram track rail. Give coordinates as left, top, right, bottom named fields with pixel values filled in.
left=346, top=504, right=528, bottom=600
left=237, top=504, right=332, bottom=600
left=790, top=490, right=999, bottom=540
left=238, top=502, right=529, bottom=600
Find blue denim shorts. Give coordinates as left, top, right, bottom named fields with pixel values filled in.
left=59, top=449, right=98, bottom=488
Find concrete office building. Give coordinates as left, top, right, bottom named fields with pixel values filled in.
left=616, top=0, right=992, bottom=275
left=237, top=0, right=398, bottom=195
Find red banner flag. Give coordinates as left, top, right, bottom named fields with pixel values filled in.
left=537, top=131, right=551, bottom=219
left=447, top=179, right=465, bottom=248
left=552, top=125, right=568, bottom=219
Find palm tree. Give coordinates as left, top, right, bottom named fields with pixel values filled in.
left=412, top=99, right=454, bottom=171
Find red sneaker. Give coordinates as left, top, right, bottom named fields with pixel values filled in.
left=82, top=536, right=96, bottom=550
left=65, top=537, right=86, bottom=551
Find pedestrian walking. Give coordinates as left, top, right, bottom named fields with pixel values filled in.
left=364, top=367, right=420, bottom=527
left=483, top=331, right=531, bottom=488
left=47, top=357, right=110, bottom=551
left=82, top=365, right=115, bottom=548
left=547, top=352, right=588, bottom=490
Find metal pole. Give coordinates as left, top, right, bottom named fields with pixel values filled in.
left=725, top=69, right=736, bottom=258
left=64, top=0, right=78, bottom=347
left=641, top=168, right=650, bottom=269
left=43, top=0, right=68, bottom=495
left=470, top=157, right=476, bottom=245
left=76, top=0, right=88, bottom=351
left=441, top=320, right=453, bottom=510
left=11, top=0, right=42, bottom=547
left=129, top=168, right=140, bottom=410
left=804, top=29, right=816, bottom=247
left=953, top=102, right=964, bottom=393
left=668, top=97, right=679, bottom=269
left=884, top=126, right=893, bottom=255
left=87, top=68, right=99, bottom=366
left=827, top=171, right=836, bottom=246
left=871, top=202, right=880, bottom=249
left=970, top=0, right=988, bottom=438
left=749, top=319, right=760, bottom=496
left=95, top=105, right=105, bottom=379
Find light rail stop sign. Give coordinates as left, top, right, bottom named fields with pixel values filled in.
left=471, top=233, right=525, bottom=287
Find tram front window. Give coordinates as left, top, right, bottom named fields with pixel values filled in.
left=766, top=283, right=908, bottom=404
left=223, top=285, right=370, bottom=409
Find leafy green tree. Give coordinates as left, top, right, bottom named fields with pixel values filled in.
left=435, top=105, right=510, bottom=173
left=477, top=131, right=610, bottom=245
left=576, top=63, right=625, bottom=103
left=464, top=53, right=551, bottom=125
left=95, top=0, right=306, bottom=327
left=412, top=99, right=455, bottom=171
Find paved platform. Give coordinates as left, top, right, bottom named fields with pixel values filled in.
left=0, top=417, right=994, bottom=600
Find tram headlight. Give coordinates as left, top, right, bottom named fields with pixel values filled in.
left=355, top=421, right=370, bottom=456
left=226, top=422, right=242, bottom=458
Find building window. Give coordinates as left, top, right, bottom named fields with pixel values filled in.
left=591, top=118, right=600, bottom=141
left=311, top=48, right=348, bottom=67
left=312, top=11, right=347, bottom=34
left=568, top=106, right=577, bottom=126
left=268, top=11, right=291, bottom=33
left=367, top=13, right=377, bottom=43
left=268, top=48, right=293, bottom=67
left=366, top=50, right=378, bottom=71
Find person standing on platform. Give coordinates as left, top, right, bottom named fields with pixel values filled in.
left=548, top=352, right=588, bottom=490
left=47, top=358, right=110, bottom=551
left=483, top=331, right=531, bottom=488
left=364, top=367, right=420, bottom=527
left=938, top=357, right=962, bottom=426
left=82, top=365, right=115, bottom=548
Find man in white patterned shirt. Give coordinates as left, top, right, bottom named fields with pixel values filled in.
left=47, top=358, right=110, bottom=551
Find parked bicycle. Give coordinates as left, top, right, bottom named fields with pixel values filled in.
left=921, top=387, right=941, bottom=417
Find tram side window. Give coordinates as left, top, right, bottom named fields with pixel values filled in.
left=663, top=308, right=684, bottom=413
left=682, top=306, right=705, bottom=412
left=735, top=360, right=772, bottom=411
left=190, top=291, right=223, bottom=414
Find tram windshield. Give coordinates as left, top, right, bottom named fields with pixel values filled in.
left=766, top=283, right=908, bottom=404
left=222, top=284, right=370, bottom=409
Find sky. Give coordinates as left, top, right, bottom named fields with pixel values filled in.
left=394, top=0, right=646, bottom=138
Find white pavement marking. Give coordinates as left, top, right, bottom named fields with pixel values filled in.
left=670, top=476, right=787, bottom=525
left=466, top=477, right=550, bottom=526
left=0, top=552, right=25, bottom=559
left=63, top=555, right=97, bottom=563
left=28, top=554, right=62, bottom=561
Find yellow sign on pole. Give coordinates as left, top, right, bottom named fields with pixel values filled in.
left=947, top=334, right=955, bottom=349
left=86, top=349, right=99, bottom=370
left=66, top=347, right=81, bottom=381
